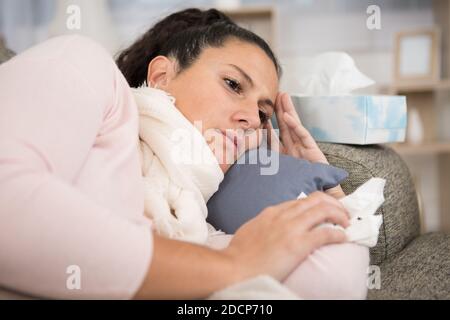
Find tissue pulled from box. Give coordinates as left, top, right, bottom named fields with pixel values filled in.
left=294, top=52, right=375, bottom=96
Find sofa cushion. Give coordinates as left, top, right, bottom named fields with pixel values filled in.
left=318, top=142, right=421, bottom=266
left=367, top=232, right=450, bottom=299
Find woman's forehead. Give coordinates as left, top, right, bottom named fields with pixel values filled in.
left=201, top=40, right=276, bottom=73
left=197, top=41, right=279, bottom=95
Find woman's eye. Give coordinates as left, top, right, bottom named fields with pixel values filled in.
left=224, top=77, right=269, bottom=124
left=225, top=78, right=242, bottom=93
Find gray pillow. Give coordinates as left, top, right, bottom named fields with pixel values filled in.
left=206, top=147, right=348, bottom=234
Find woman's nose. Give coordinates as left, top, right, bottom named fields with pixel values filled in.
left=235, top=108, right=261, bottom=131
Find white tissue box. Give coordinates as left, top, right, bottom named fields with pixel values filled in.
left=288, top=95, right=407, bottom=145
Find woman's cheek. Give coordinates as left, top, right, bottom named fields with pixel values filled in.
left=205, top=131, right=236, bottom=171
left=239, top=129, right=263, bottom=155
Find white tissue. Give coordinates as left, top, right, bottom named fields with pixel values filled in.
left=299, top=178, right=385, bottom=248
left=340, top=178, right=385, bottom=247
left=293, top=52, right=375, bottom=96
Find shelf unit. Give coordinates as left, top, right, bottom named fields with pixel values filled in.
left=380, top=75, right=450, bottom=232
left=387, top=79, right=450, bottom=93
left=390, top=141, right=450, bottom=155
left=378, top=0, right=450, bottom=232
left=380, top=79, right=450, bottom=155
left=376, top=0, right=450, bottom=233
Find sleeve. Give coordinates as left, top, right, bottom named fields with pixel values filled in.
left=283, top=243, right=370, bottom=299
left=0, top=36, right=153, bottom=299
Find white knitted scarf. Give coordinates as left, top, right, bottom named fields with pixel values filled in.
left=133, top=86, right=224, bottom=244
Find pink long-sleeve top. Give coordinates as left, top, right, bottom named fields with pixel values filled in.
left=0, top=35, right=153, bottom=299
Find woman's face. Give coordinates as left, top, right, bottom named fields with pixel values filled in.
left=147, top=38, right=279, bottom=173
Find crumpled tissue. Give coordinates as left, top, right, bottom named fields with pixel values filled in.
left=298, top=177, right=385, bottom=248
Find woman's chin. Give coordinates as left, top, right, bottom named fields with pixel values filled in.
left=219, top=162, right=231, bottom=173
left=215, top=149, right=239, bottom=174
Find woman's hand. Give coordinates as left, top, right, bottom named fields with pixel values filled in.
left=264, top=92, right=346, bottom=199
left=264, top=92, right=328, bottom=164
left=223, top=192, right=349, bottom=281
left=134, top=192, right=349, bottom=299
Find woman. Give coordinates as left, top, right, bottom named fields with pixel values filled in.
left=0, top=8, right=366, bottom=299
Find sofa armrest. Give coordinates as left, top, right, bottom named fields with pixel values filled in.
left=318, top=143, right=421, bottom=265
left=367, top=232, right=450, bottom=299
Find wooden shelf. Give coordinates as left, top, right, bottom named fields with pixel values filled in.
left=383, top=79, right=450, bottom=94
left=389, top=141, right=450, bottom=155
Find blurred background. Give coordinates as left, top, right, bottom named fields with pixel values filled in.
left=1, top=0, right=449, bottom=233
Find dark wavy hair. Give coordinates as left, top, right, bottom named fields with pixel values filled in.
left=116, top=8, right=282, bottom=88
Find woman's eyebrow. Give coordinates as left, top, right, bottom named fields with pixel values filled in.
left=227, top=63, right=254, bottom=87
left=227, top=63, right=275, bottom=109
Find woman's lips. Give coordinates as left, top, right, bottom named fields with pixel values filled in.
left=221, top=131, right=236, bottom=150
left=222, top=130, right=240, bottom=149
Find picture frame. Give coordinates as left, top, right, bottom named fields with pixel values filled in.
left=393, top=27, right=441, bottom=84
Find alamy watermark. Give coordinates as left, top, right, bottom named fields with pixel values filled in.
left=65, top=5, right=81, bottom=31
left=66, top=265, right=81, bottom=290
left=367, top=265, right=381, bottom=290
left=366, top=5, right=381, bottom=30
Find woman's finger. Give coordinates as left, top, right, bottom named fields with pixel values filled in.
left=260, top=198, right=303, bottom=216
left=305, top=226, right=347, bottom=250
left=283, top=112, right=319, bottom=148
left=277, top=192, right=349, bottom=227
left=288, top=200, right=350, bottom=232
left=263, top=190, right=346, bottom=221
left=280, top=92, right=301, bottom=123
left=263, top=119, right=283, bottom=153
left=274, top=93, right=295, bottom=152
left=302, top=202, right=349, bottom=228
left=280, top=94, right=317, bottom=148
left=287, top=191, right=346, bottom=214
